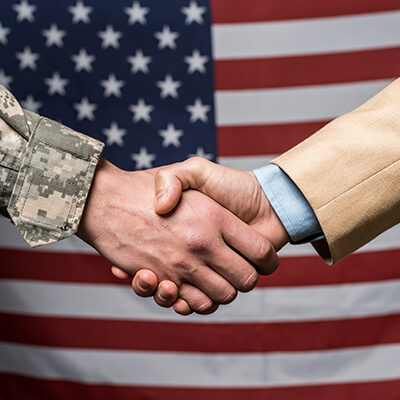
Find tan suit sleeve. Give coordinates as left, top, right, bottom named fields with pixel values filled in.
left=273, top=78, right=400, bottom=265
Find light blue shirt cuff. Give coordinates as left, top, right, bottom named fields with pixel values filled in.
left=253, top=164, right=324, bottom=244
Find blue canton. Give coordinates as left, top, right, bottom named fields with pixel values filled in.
left=0, top=0, right=216, bottom=171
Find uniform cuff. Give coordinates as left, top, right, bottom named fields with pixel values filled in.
left=7, top=111, right=104, bottom=247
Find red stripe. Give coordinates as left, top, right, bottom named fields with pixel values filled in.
left=214, top=47, right=400, bottom=90
left=217, top=121, right=325, bottom=157
left=0, top=248, right=125, bottom=285
left=2, top=373, right=400, bottom=400
left=1, top=249, right=400, bottom=287
left=2, top=312, right=400, bottom=352
left=258, top=250, right=400, bottom=287
left=210, top=0, right=400, bottom=24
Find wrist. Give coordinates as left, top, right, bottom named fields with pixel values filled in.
left=77, top=158, right=120, bottom=245
left=266, top=202, right=290, bottom=251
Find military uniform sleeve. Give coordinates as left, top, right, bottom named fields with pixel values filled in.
left=0, top=85, right=104, bottom=247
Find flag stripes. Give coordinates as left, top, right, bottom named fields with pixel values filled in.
left=2, top=342, right=400, bottom=387
left=1, top=312, right=400, bottom=353
left=2, top=248, right=400, bottom=287
left=212, top=11, right=400, bottom=59
left=215, top=47, right=400, bottom=90
left=211, top=0, right=400, bottom=23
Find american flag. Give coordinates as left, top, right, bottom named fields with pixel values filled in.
left=1, top=0, right=400, bottom=398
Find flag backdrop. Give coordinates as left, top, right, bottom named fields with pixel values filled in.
left=1, top=0, right=400, bottom=399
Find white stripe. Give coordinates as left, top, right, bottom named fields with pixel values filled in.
left=1, top=279, right=400, bottom=323
left=1, top=342, right=400, bottom=387
left=218, top=154, right=276, bottom=170
left=0, top=210, right=399, bottom=257
left=213, top=11, right=400, bottom=59
left=215, top=79, right=391, bottom=126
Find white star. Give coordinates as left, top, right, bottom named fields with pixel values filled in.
left=181, top=1, right=206, bottom=25
left=103, top=122, right=126, bottom=146
left=131, top=147, right=156, bottom=170
left=42, top=24, right=66, bottom=47
left=189, top=147, right=213, bottom=160
left=184, top=49, right=208, bottom=74
left=0, top=22, right=11, bottom=45
left=68, top=1, right=92, bottom=24
left=129, top=99, right=154, bottom=122
left=15, top=46, right=39, bottom=70
left=156, top=74, right=181, bottom=99
left=186, top=98, right=210, bottom=123
left=98, top=25, right=122, bottom=49
left=124, top=1, right=149, bottom=25
left=44, top=72, right=68, bottom=96
left=159, top=123, right=183, bottom=148
left=71, top=48, right=95, bottom=72
left=21, top=94, right=42, bottom=113
left=0, top=70, right=13, bottom=88
left=127, top=49, right=151, bottom=74
left=154, top=25, right=179, bottom=50
left=73, top=97, right=97, bottom=121
left=100, top=74, right=125, bottom=98
left=13, top=0, right=37, bottom=23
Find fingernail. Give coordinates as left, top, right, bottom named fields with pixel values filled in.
left=137, top=278, right=150, bottom=291
left=158, top=286, right=170, bottom=301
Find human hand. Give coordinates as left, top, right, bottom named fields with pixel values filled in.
left=123, top=157, right=290, bottom=314
left=78, top=158, right=279, bottom=315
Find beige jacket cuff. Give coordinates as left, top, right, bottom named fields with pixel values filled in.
left=272, top=78, right=400, bottom=265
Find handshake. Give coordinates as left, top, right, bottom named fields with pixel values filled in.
left=77, top=157, right=289, bottom=316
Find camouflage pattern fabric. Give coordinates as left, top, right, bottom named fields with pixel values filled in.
left=0, top=85, right=104, bottom=247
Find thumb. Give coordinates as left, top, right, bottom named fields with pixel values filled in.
left=154, top=168, right=184, bottom=214
left=154, top=158, right=211, bottom=215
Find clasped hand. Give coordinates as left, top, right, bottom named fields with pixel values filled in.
left=78, top=158, right=288, bottom=316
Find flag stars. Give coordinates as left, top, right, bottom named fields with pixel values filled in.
left=103, top=122, right=126, bottom=146
left=184, top=49, right=208, bottom=74
left=15, top=46, right=39, bottom=70
left=129, top=99, right=154, bottom=122
left=100, top=74, right=125, bottom=97
left=154, top=26, right=179, bottom=50
left=71, top=48, right=95, bottom=72
left=181, top=1, right=206, bottom=25
left=68, top=1, right=92, bottom=24
left=44, top=72, right=68, bottom=96
left=159, top=124, right=183, bottom=148
left=0, top=22, right=11, bottom=45
left=131, top=147, right=156, bottom=169
left=124, top=1, right=149, bottom=25
left=127, top=49, right=151, bottom=74
left=13, top=0, right=37, bottom=23
left=98, top=25, right=122, bottom=49
left=0, top=70, right=13, bottom=88
left=186, top=98, right=210, bottom=122
left=189, top=147, right=213, bottom=160
left=42, top=24, right=66, bottom=47
left=21, top=94, right=42, bottom=113
left=73, top=97, right=97, bottom=121
left=156, top=74, right=181, bottom=99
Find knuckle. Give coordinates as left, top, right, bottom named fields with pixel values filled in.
left=255, top=239, right=273, bottom=261
left=185, top=231, right=211, bottom=254
left=186, top=156, right=206, bottom=170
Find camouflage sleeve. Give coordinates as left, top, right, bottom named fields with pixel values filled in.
left=0, top=84, right=104, bottom=247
